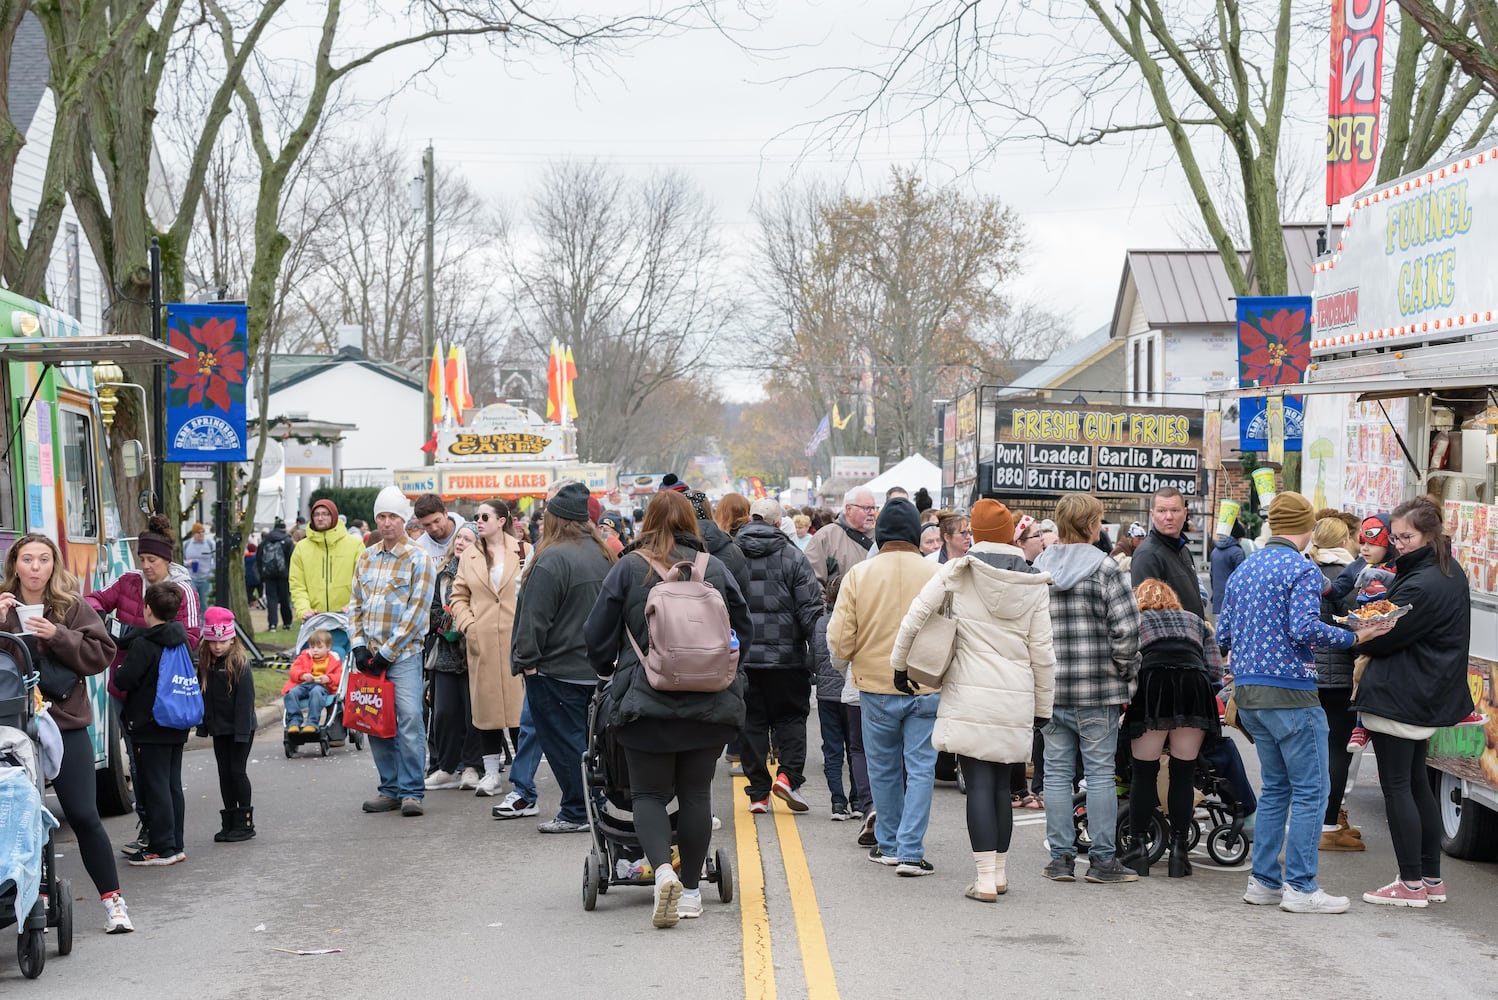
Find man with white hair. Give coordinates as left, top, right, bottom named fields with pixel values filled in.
left=804, top=486, right=877, bottom=586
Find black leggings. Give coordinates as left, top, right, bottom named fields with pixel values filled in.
left=958, top=756, right=1015, bottom=853
left=624, top=745, right=718, bottom=890
left=55, top=728, right=120, bottom=897
left=1320, top=686, right=1356, bottom=826
left=213, top=736, right=253, bottom=810
left=1371, top=731, right=1442, bottom=881
left=476, top=728, right=517, bottom=759
left=431, top=671, right=476, bottom=773
left=134, top=742, right=185, bottom=856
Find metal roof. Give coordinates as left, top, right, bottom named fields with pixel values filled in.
left=1110, top=224, right=1339, bottom=336
left=268, top=345, right=422, bottom=394
left=993, top=324, right=1118, bottom=398
left=7, top=14, right=48, bottom=136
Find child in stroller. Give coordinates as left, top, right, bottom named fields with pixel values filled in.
left=0, top=633, right=72, bottom=979
left=580, top=685, right=732, bottom=915
left=281, top=613, right=362, bottom=757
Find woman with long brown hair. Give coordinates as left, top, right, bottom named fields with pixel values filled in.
left=450, top=500, right=531, bottom=797
left=1354, top=497, right=1474, bottom=907
left=0, top=533, right=130, bottom=932
left=714, top=493, right=751, bottom=538
left=512, top=482, right=617, bottom=833
left=585, top=490, right=753, bottom=927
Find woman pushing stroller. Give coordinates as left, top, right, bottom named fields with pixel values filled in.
left=584, top=490, right=752, bottom=929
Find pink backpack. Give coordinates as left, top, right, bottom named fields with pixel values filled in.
left=626, top=551, right=736, bottom=692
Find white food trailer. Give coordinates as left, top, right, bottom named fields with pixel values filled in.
left=1236, top=146, right=1498, bottom=860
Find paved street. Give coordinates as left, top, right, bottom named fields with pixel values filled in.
left=13, top=725, right=1498, bottom=998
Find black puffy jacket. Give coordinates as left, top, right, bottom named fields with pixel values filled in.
left=115, top=621, right=192, bottom=744
left=585, top=534, right=753, bottom=733
left=1315, top=559, right=1357, bottom=689
left=699, top=518, right=751, bottom=597
left=735, top=519, right=824, bottom=672
left=1352, top=545, right=1473, bottom=727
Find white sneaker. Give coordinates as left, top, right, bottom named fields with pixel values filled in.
left=1280, top=886, right=1350, bottom=914
left=474, top=773, right=504, bottom=797
left=103, top=893, right=134, bottom=934
left=458, top=767, right=481, bottom=790
left=652, top=868, right=683, bottom=928
left=492, top=791, right=539, bottom=819
left=424, top=769, right=461, bottom=790
left=677, top=890, right=703, bottom=920
left=1243, top=878, right=1283, bottom=905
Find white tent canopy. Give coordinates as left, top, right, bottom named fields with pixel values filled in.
left=860, top=454, right=941, bottom=505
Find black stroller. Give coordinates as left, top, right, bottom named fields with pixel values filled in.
left=0, top=633, right=72, bottom=979
left=580, top=684, right=733, bottom=911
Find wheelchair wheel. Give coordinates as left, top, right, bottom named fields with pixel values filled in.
left=1207, top=823, right=1250, bottom=866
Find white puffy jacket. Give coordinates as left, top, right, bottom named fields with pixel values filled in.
left=892, top=542, right=1056, bottom=764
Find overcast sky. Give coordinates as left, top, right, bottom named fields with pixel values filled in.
left=349, top=0, right=1329, bottom=400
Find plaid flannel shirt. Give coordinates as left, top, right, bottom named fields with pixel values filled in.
left=1047, top=557, right=1140, bottom=707
left=349, top=537, right=437, bottom=664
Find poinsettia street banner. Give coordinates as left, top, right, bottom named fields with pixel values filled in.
left=165, top=302, right=249, bottom=462
left=1237, top=296, right=1311, bottom=453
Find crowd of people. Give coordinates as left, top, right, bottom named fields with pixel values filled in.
left=32, top=474, right=1479, bottom=940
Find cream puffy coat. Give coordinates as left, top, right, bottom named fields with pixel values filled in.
left=892, top=543, right=1056, bottom=764
left=449, top=537, right=529, bottom=729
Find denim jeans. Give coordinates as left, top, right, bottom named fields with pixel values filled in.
left=509, top=699, right=541, bottom=803
left=861, top=691, right=939, bottom=862
left=1043, top=705, right=1121, bottom=861
left=817, top=699, right=849, bottom=809
left=367, top=652, right=426, bottom=801
left=284, top=682, right=329, bottom=725
left=1236, top=704, right=1329, bottom=893
left=525, top=674, right=593, bottom=823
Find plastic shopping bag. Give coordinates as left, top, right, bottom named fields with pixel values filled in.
left=342, top=669, right=396, bottom=739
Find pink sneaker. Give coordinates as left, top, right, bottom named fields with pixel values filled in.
left=1346, top=727, right=1370, bottom=753
left=1362, top=879, right=1428, bottom=908
left=1423, top=879, right=1448, bottom=903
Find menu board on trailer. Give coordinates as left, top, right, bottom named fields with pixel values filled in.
left=1446, top=500, right=1498, bottom=596
left=990, top=403, right=1204, bottom=497
left=1333, top=396, right=1410, bottom=518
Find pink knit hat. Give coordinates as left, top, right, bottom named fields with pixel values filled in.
left=203, top=606, right=236, bottom=642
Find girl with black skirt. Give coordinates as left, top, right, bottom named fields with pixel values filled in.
left=1120, top=579, right=1223, bottom=878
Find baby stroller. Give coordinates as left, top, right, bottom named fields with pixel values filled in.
left=0, top=634, right=71, bottom=979
left=579, top=683, right=733, bottom=911
left=282, top=613, right=364, bottom=758
left=1070, top=733, right=1250, bottom=867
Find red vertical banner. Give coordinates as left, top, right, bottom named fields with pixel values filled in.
left=1326, top=0, right=1385, bottom=205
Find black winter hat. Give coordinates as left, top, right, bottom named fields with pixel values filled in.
left=874, top=497, right=921, bottom=547
left=548, top=482, right=592, bottom=523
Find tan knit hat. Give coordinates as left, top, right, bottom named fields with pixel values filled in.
left=1268, top=491, right=1316, bottom=536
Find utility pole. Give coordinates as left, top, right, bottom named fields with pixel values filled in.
left=150, top=237, right=165, bottom=510
left=421, top=143, right=436, bottom=466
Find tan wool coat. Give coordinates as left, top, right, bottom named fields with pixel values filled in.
left=450, top=538, right=529, bottom=729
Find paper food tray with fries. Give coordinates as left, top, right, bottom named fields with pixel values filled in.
left=1334, top=600, right=1412, bottom=627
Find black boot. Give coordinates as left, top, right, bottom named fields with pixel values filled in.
left=224, top=808, right=256, bottom=843
left=1119, top=836, right=1151, bottom=877
left=1168, top=834, right=1193, bottom=878
left=213, top=809, right=233, bottom=843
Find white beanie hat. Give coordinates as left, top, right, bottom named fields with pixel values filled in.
left=374, top=485, right=412, bottom=520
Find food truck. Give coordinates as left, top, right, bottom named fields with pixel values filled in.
left=393, top=402, right=615, bottom=508
left=1239, top=147, right=1498, bottom=860
left=0, top=288, right=181, bottom=814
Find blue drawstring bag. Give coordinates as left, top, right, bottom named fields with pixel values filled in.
left=152, top=645, right=204, bottom=729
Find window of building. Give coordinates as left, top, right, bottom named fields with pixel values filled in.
left=66, top=224, right=82, bottom=319
left=61, top=409, right=99, bottom=540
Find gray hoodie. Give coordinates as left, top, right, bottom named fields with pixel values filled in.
left=1035, top=542, right=1110, bottom=591
left=413, top=511, right=468, bottom=562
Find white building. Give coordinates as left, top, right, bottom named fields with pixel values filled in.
left=247, top=342, right=425, bottom=521
left=8, top=14, right=106, bottom=334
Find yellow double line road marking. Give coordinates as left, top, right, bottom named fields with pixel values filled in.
left=733, top=775, right=841, bottom=1000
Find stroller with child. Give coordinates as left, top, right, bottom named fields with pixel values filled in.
left=281, top=612, right=364, bottom=758
left=579, top=682, right=733, bottom=911
left=0, top=633, right=72, bottom=979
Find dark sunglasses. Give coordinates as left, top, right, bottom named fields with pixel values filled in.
left=475, top=512, right=505, bottom=522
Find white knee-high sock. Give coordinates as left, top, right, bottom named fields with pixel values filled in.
left=994, top=852, right=1008, bottom=890
left=973, top=851, right=998, bottom=894
left=482, top=753, right=504, bottom=778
